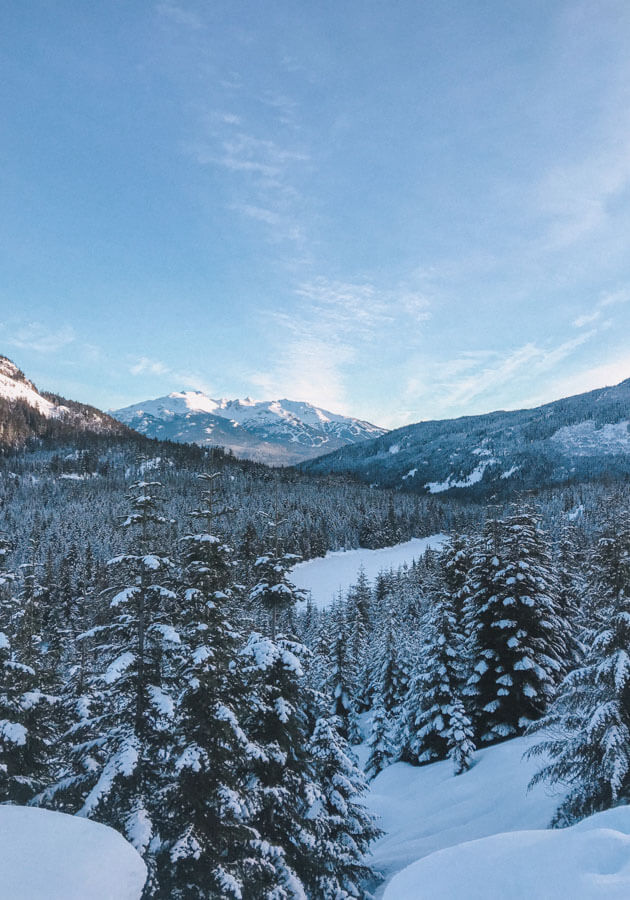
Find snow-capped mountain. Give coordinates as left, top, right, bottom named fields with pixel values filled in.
left=0, top=355, right=129, bottom=446
left=302, top=376, right=630, bottom=498
left=113, top=391, right=387, bottom=465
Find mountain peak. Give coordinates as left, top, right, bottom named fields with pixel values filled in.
left=114, top=394, right=387, bottom=465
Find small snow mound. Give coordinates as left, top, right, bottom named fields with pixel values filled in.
left=0, top=805, right=146, bottom=899
left=384, top=805, right=630, bottom=899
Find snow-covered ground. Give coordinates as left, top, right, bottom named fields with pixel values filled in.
left=360, top=734, right=630, bottom=899
left=386, top=806, right=630, bottom=898
left=289, top=535, right=448, bottom=610
left=0, top=805, right=146, bottom=899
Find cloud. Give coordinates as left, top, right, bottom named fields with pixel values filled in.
left=402, top=330, right=598, bottom=421
left=129, top=356, right=214, bottom=395
left=9, top=323, right=76, bottom=354
left=248, top=277, right=432, bottom=414
left=156, top=2, right=204, bottom=30
left=573, top=287, right=630, bottom=327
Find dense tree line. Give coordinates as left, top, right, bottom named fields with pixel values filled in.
left=300, top=488, right=630, bottom=832
left=0, top=464, right=381, bottom=898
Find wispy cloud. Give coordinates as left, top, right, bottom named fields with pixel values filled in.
left=8, top=322, right=76, bottom=354
left=401, top=330, right=597, bottom=421
left=129, top=356, right=214, bottom=395
left=156, top=2, right=205, bottom=31
left=249, top=277, right=432, bottom=414
left=573, top=287, right=630, bottom=327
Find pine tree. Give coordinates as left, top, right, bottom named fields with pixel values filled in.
left=0, top=534, right=54, bottom=803
left=402, top=588, right=475, bottom=774
left=308, top=715, right=381, bottom=898
left=39, top=471, right=179, bottom=891
left=464, top=511, right=567, bottom=743
left=527, top=505, right=630, bottom=825
left=365, top=694, right=395, bottom=780
left=161, top=474, right=260, bottom=899
left=326, top=603, right=360, bottom=743
left=249, top=503, right=305, bottom=639
left=241, top=632, right=315, bottom=899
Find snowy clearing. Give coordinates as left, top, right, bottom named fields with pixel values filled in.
left=358, top=734, right=560, bottom=897
left=385, top=806, right=630, bottom=899
left=289, top=535, right=448, bottom=610
left=0, top=805, right=146, bottom=899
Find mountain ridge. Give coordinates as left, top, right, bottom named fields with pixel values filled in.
left=113, top=391, right=387, bottom=465
left=300, top=376, right=630, bottom=499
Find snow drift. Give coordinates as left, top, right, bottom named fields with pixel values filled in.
left=0, top=805, right=146, bottom=899
left=385, top=806, right=630, bottom=899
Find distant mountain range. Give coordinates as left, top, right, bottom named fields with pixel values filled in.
left=0, top=356, right=128, bottom=447
left=113, top=392, right=387, bottom=465
left=301, top=378, right=630, bottom=499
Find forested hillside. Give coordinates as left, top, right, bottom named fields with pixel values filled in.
left=302, top=377, right=630, bottom=500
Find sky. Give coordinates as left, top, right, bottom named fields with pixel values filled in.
left=1, top=0, right=630, bottom=429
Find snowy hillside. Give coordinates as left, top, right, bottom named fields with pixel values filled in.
left=361, top=733, right=630, bottom=898
left=290, top=534, right=448, bottom=609
left=113, top=391, right=387, bottom=465
left=0, top=805, right=146, bottom=899
left=302, top=376, right=630, bottom=498
left=0, top=355, right=129, bottom=447
left=0, top=356, right=63, bottom=418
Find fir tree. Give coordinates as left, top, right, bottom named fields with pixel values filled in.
left=464, top=511, right=567, bottom=743
left=241, top=632, right=315, bottom=899
left=0, top=535, right=55, bottom=803
left=365, top=695, right=395, bottom=780
left=402, top=588, right=475, bottom=774
left=527, top=506, right=630, bottom=825
left=308, top=715, right=381, bottom=898
left=161, top=474, right=260, bottom=899
left=39, top=471, right=179, bottom=892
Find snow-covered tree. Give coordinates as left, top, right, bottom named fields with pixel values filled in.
left=403, top=588, right=475, bottom=774
left=241, top=632, right=315, bottom=899
left=464, top=511, right=567, bottom=743
left=326, top=603, right=360, bottom=743
left=161, top=474, right=260, bottom=899
left=250, top=504, right=305, bottom=640
left=527, top=507, right=630, bottom=825
left=0, top=535, right=55, bottom=803
left=39, top=472, right=179, bottom=890
left=308, top=715, right=381, bottom=897
left=365, top=695, right=395, bottom=780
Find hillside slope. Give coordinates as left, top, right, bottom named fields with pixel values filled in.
left=302, top=378, right=630, bottom=499
left=0, top=356, right=131, bottom=448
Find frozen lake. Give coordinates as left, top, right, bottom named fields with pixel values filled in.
left=290, top=534, right=448, bottom=610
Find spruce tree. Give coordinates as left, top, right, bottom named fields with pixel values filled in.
left=527, top=506, right=630, bottom=825
left=161, top=474, right=260, bottom=899
left=0, top=534, right=54, bottom=803
left=403, top=585, right=474, bottom=773
left=39, top=471, right=179, bottom=891
left=464, top=511, right=567, bottom=743
left=241, top=632, right=315, bottom=899
left=365, top=694, right=395, bottom=780
left=308, top=715, right=381, bottom=898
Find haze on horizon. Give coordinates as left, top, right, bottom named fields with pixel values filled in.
left=2, top=1, right=630, bottom=429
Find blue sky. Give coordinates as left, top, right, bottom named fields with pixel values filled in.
left=1, top=1, right=629, bottom=428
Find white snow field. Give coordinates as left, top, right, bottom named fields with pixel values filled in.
left=385, top=806, right=630, bottom=899
left=290, top=534, right=448, bottom=610
left=0, top=805, right=146, bottom=899
left=362, top=734, right=630, bottom=899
